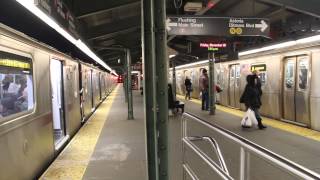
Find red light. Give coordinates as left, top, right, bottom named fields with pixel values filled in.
left=207, top=2, right=215, bottom=8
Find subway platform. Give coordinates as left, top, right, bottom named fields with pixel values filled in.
left=41, top=85, right=147, bottom=180
left=40, top=85, right=320, bottom=179
left=176, top=95, right=320, bottom=179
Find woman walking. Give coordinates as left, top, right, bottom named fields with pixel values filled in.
left=240, top=74, right=266, bottom=129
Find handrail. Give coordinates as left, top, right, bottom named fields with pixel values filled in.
left=188, top=136, right=230, bottom=175
left=181, top=112, right=320, bottom=180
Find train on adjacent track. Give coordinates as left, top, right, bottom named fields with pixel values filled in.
left=171, top=39, right=320, bottom=131
left=0, top=23, right=116, bottom=179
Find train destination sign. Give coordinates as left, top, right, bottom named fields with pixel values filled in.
left=166, top=16, right=270, bottom=37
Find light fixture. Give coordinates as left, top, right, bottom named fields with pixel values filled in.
left=239, top=34, right=320, bottom=56
left=169, top=60, right=209, bottom=70
left=15, top=0, right=118, bottom=76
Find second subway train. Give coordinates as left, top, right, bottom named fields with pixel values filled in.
left=171, top=41, right=320, bottom=131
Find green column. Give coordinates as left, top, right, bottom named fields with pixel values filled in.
left=172, top=59, right=176, bottom=99
left=124, top=54, right=128, bottom=103
left=126, top=49, right=134, bottom=120
left=209, top=52, right=216, bottom=115
left=142, top=0, right=159, bottom=179
left=154, top=0, right=169, bottom=179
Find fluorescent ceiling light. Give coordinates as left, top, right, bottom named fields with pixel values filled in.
left=170, top=60, right=209, bottom=70
left=15, top=0, right=118, bottom=76
left=239, top=34, right=320, bottom=56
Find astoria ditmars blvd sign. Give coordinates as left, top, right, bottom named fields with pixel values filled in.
left=166, top=16, right=270, bottom=37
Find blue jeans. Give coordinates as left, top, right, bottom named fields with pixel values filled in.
left=201, top=90, right=209, bottom=110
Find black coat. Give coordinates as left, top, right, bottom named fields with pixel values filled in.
left=240, top=75, right=262, bottom=109
left=185, top=79, right=192, bottom=87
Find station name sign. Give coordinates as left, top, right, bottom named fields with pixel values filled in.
left=166, top=16, right=270, bottom=37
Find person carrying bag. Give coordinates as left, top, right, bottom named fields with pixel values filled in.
left=240, top=74, right=267, bottom=130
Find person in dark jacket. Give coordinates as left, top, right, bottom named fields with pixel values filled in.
left=184, top=77, right=192, bottom=100
left=199, top=69, right=209, bottom=110
left=240, top=74, right=266, bottom=129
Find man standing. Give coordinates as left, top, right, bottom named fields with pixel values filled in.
left=199, top=69, right=209, bottom=110
left=184, top=76, right=192, bottom=100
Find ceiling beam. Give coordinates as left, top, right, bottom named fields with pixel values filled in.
left=77, top=1, right=140, bottom=19
left=257, top=0, right=320, bottom=18
left=256, top=6, right=285, bottom=17
left=86, top=15, right=140, bottom=40
left=88, top=26, right=140, bottom=41
left=74, top=0, right=140, bottom=18
left=220, top=0, right=246, bottom=13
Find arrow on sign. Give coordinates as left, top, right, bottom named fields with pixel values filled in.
left=166, top=19, right=178, bottom=31
left=255, top=20, right=268, bottom=32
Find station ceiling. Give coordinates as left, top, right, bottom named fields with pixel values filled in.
left=1, top=1, right=320, bottom=74
left=63, top=0, right=320, bottom=72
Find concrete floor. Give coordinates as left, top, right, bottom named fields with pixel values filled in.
left=176, top=99, right=320, bottom=180
left=44, top=85, right=320, bottom=180
left=83, top=87, right=147, bottom=180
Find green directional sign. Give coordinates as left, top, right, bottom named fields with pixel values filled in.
left=166, top=16, right=270, bottom=37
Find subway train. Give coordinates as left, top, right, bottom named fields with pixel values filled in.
left=171, top=39, right=320, bottom=131
left=0, top=23, right=116, bottom=179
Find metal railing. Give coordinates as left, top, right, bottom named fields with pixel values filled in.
left=181, top=112, right=320, bottom=180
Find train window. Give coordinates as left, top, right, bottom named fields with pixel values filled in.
left=285, top=60, right=295, bottom=89
left=258, top=72, right=267, bottom=85
left=0, top=51, right=34, bottom=119
left=73, top=65, right=78, bottom=98
left=298, top=58, right=309, bottom=90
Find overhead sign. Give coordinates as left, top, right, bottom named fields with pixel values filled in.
left=166, top=16, right=270, bottom=37
left=200, top=43, right=227, bottom=48
left=200, top=43, right=227, bottom=51
left=35, top=0, right=79, bottom=39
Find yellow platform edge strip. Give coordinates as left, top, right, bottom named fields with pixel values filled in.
left=177, top=94, right=320, bottom=142
left=40, top=85, right=120, bottom=180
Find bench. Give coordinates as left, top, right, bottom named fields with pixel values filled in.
left=168, top=84, right=184, bottom=113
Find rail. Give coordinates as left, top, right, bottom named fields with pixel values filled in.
left=181, top=112, right=320, bottom=180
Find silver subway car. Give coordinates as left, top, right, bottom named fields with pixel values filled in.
left=0, top=23, right=116, bottom=179
left=172, top=42, right=320, bottom=131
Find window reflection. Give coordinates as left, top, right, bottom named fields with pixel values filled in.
left=298, top=59, right=308, bottom=90
left=285, top=61, right=294, bottom=89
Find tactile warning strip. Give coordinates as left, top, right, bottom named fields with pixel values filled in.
left=40, top=85, right=119, bottom=180
left=177, top=94, right=320, bottom=142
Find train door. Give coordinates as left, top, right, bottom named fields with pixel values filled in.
left=228, top=64, right=241, bottom=108
left=90, top=70, right=94, bottom=109
left=282, top=56, right=310, bottom=126
left=50, top=59, right=67, bottom=149
left=98, top=72, right=102, bottom=100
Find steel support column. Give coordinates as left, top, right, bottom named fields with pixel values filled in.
left=124, top=54, right=128, bottom=103
left=142, top=0, right=159, bottom=179
left=209, top=52, right=216, bottom=115
left=172, top=59, right=176, bottom=99
left=154, top=0, right=169, bottom=179
left=126, top=49, right=134, bottom=120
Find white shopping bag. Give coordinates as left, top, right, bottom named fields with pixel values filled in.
left=241, top=109, right=258, bottom=128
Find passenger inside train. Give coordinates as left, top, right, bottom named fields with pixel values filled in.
left=0, top=66, right=33, bottom=118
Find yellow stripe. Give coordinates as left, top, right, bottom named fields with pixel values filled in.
left=177, top=94, right=320, bottom=142
left=40, top=85, right=120, bottom=180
